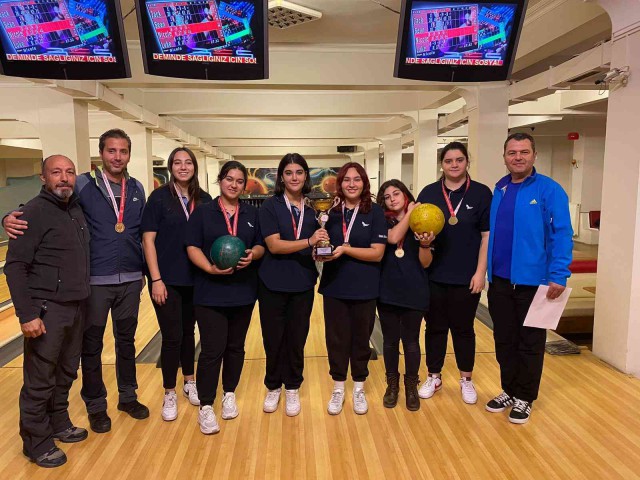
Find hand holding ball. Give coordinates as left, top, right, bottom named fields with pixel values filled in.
left=210, top=235, right=246, bottom=270
left=409, top=204, right=445, bottom=236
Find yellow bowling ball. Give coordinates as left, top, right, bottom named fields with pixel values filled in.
left=409, top=203, right=446, bottom=236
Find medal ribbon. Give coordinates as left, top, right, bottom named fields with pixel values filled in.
left=283, top=194, right=305, bottom=240
left=441, top=175, right=471, bottom=221
left=175, top=184, right=195, bottom=220
left=103, top=173, right=126, bottom=225
left=218, top=197, right=239, bottom=236
left=341, top=203, right=360, bottom=244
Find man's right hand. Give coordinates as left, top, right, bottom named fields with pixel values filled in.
left=21, top=318, right=46, bottom=338
left=3, top=211, right=28, bottom=239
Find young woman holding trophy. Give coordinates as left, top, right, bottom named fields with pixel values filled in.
left=318, top=162, right=388, bottom=415
left=258, top=153, right=329, bottom=417
left=376, top=180, right=435, bottom=411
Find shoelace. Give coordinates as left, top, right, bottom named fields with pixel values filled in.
left=201, top=407, right=215, bottom=421
left=512, top=398, right=529, bottom=413
left=495, top=392, right=511, bottom=404
left=354, top=390, right=366, bottom=406
left=286, top=391, right=298, bottom=403
left=427, top=376, right=439, bottom=387
left=164, top=394, right=177, bottom=408
left=223, top=394, right=235, bottom=408
left=461, top=380, right=475, bottom=393
left=266, top=391, right=280, bottom=403
left=330, top=390, right=344, bottom=406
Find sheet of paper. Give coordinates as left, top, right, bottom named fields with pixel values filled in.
left=523, top=285, right=573, bottom=330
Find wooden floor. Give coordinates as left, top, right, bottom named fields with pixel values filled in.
left=1, top=290, right=640, bottom=479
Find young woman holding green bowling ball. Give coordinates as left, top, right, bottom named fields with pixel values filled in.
left=416, top=142, right=493, bottom=406
left=186, top=161, right=265, bottom=435
left=376, top=180, right=434, bottom=411
left=141, top=147, right=213, bottom=422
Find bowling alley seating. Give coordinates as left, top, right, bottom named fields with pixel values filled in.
left=556, top=258, right=597, bottom=335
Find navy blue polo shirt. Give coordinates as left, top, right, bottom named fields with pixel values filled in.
left=185, top=198, right=263, bottom=307
left=417, top=179, right=492, bottom=285
left=141, top=185, right=212, bottom=286
left=258, top=194, right=319, bottom=292
left=492, top=181, right=522, bottom=279
left=319, top=203, right=388, bottom=300
left=379, top=220, right=429, bottom=311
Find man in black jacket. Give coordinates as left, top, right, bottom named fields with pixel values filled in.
left=5, top=155, right=91, bottom=468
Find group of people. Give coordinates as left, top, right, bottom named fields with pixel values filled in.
left=3, top=130, right=573, bottom=469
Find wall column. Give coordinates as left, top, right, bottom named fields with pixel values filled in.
left=126, top=123, right=154, bottom=196
left=412, top=109, right=439, bottom=194
left=364, top=143, right=380, bottom=194
left=459, top=85, right=509, bottom=187
left=592, top=0, right=640, bottom=377
left=381, top=135, right=402, bottom=183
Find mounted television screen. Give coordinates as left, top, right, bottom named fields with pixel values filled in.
left=0, top=0, right=130, bottom=79
left=394, top=0, right=527, bottom=82
left=136, top=0, right=268, bottom=80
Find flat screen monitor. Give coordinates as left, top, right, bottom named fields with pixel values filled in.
left=136, top=0, right=268, bottom=80
left=394, top=0, right=528, bottom=82
left=0, top=0, right=130, bottom=79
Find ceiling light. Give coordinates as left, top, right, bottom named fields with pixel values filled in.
left=268, top=0, right=322, bottom=29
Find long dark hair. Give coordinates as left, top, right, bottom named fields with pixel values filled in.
left=334, top=162, right=373, bottom=214
left=217, top=160, right=248, bottom=188
left=376, top=179, right=415, bottom=220
left=274, top=153, right=312, bottom=196
left=168, top=147, right=201, bottom=207
left=440, top=141, right=469, bottom=179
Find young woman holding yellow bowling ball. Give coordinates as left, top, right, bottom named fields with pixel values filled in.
left=416, top=142, right=493, bottom=405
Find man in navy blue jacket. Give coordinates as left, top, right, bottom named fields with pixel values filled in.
left=485, top=132, right=573, bottom=424
left=4, top=129, right=150, bottom=433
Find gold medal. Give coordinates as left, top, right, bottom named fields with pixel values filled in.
left=395, top=248, right=405, bottom=258
left=342, top=243, right=350, bottom=247
left=115, top=222, right=125, bottom=233
left=448, top=216, right=458, bottom=226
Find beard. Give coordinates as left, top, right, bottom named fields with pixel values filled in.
left=50, top=184, right=73, bottom=200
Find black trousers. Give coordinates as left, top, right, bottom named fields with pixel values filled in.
left=195, top=303, right=254, bottom=406
left=377, top=302, right=423, bottom=377
left=323, top=297, right=376, bottom=382
left=425, top=281, right=480, bottom=374
left=81, top=281, right=142, bottom=414
left=488, top=276, right=546, bottom=402
left=20, top=300, right=85, bottom=458
left=258, top=281, right=314, bottom=390
left=150, top=284, right=196, bottom=389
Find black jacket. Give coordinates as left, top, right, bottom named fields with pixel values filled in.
left=5, top=188, right=91, bottom=323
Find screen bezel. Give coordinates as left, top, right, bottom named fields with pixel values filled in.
left=393, top=0, right=528, bottom=82
left=0, top=0, right=131, bottom=79
left=135, top=0, right=269, bottom=80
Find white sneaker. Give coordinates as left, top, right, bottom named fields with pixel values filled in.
left=418, top=375, right=442, bottom=399
left=460, top=378, right=478, bottom=404
left=353, top=388, right=368, bottom=415
left=327, top=389, right=345, bottom=415
left=183, top=380, right=200, bottom=406
left=263, top=388, right=281, bottom=413
left=285, top=389, right=301, bottom=417
left=221, top=392, right=239, bottom=420
left=162, top=391, right=178, bottom=422
left=198, top=405, right=220, bottom=435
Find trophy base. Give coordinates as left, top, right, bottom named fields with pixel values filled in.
left=315, top=246, right=334, bottom=256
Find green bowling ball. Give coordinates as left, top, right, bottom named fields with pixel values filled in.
left=210, top=235, right=246, bottom=270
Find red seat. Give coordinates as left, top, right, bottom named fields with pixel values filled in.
left=569, top=259, right=597, bottom=274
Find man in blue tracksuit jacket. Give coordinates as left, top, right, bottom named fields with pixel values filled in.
left=484, top=132, right=573, bottom=425
left=3, top=129, right=150, bottom=433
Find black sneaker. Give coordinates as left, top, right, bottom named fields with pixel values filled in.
left=117, top=400, right=150, bottom=420
left=485, top=391, right=514, bottom=413
left=88, top=411, right=112, bottom=433
left=53, top=426, right=88, bottom=443
left=509, top=398, right=532, bottom=424
left=25, top=446, right=67, bottom=468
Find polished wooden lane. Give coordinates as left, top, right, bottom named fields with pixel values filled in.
left=1, top=291, right=640, bottom=479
